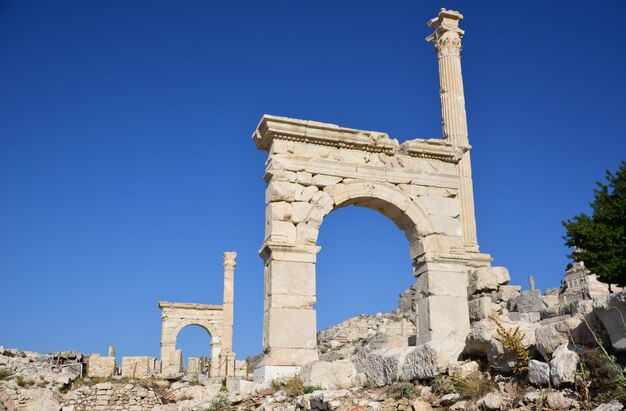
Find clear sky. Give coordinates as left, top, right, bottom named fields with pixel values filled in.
left=1, top=1, right=625, bottom=362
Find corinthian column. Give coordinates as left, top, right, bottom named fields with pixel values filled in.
left=427, top=9, right=479, bottom=253
left=221, top=252, right=236, bottom=356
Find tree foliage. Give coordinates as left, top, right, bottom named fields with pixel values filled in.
left=563, top=161, right=626, bottom=286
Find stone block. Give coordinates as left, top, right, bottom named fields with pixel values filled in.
left=186, top=357, right=200, bottom=374
left=417, top=295, right=469, bottom=341
left=550, top=344, right=578, bottom=386
left=265, top=308, right=317, bottom=350
left=267, top=260, right=315, bottom=297
left=528, top=360, right=550, bottom=386
left=266, top=182, right=302, bottom=203
left=469, top=267, right=509, bottom=295
left=301, top=360, right=358, bottom=389
left=416, top=270, right=468, bottom=298
left=296, top=223, right=319, bottom=245
left=87, top=355, right=116, bottom=378
left=122, top=356, right=157, bottom=378
left=402, top=338, right=464, bottom=380
left=417, top=196, right=460, bottom=217
left=312, top=174, right=342, bottom=187
left=291, top=202, right=313, bottom=223
left=265, top=220, right=296, bottom=246
left=468, top=296, right=492, bottom=321
left=266, top=202, right=291, bottom=222
left=295, top=185, right=319, bottom=202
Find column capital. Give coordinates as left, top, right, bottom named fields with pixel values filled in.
left=223, top=251, right=237, bottom=269
left=426, top=9, right=464, bottom=55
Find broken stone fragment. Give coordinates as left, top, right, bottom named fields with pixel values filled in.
left=550, top=344, right=579, bottom=386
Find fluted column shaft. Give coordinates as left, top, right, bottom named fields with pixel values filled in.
left=427, top=10, right=479, bottom=252
left=222, top=252, right=236, bottom=354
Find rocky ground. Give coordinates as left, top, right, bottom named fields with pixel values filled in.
left=3, top=264, right=626, bottom=410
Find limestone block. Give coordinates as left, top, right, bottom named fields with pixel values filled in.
left=339, top=148, right=368, bottom=164
left=265, top=308, right=317, bottom=349
left=416, top=271, right=468, bottom=298
left=301, top=360, right=358, bottom=389
left=266, top=182, right=302, bottom=203
left=269, top=170, right=297, bottom=183
left=87, top=355, right=115, bottom=378
left=266, top=202, right=292, bottom=222
left=267, top=260, right=315, bottom=297
left=535, top=315, right=583, bottom=360
left=468, top=296, right=492, bottom=321
left=528, top=360, right=550, bottom=386
left=296, top=223, right=319, bottom=245
left=186, top=358, right=200, bottom=374
left=429, top=215, right=461, bottom=237
left=508, top=290, right=544, bottom=313
left=468, top=267, right=509, bottom=295
left=593, top=293, right=626, bottom=351
left=295, top=185, right=319, bottom=202
left=312, top=174, right=342, bottom=187
left=122, top=356, right=157, bottom=378
left=265, top=220, right=297, bottom=246
left=310, top=190, right=334, bottom=215
left=353, top=347, right=409, bottom=387
left=447, top=360, right=479, bottom=377
left=265, top=294, right=316, bottom=310
left=550, top=344, right=578, bottom=386
left=296, top=172, right=312, bottom=185
left=417, top=295, right=469, bottom=340
left=291, top=202, right=314, bottom=223
left=593, top=401, right=624, bottom=411
left=493, top=285, right=521, bottom=303
left=417, top=196, right=460, bottom=217
left=402, top=338, right=464, bottom=380
left=408, top=235, right=463, bottom=258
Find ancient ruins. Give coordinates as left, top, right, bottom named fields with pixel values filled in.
left=2, top=8, right=626, bottom=411
left=252, top=8, right=493, bottom=381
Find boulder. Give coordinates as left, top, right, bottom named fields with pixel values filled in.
left=448, top=361, right=479, bottom=378
left=469, top=267, right=509, bottom=295
left=352, top=347, right=408, bottom=387
left=301, top=360, right=358, bottom=389
left=527, top=360, right=550, bottom=386
left=593, top=292, right=626, bottom=351
left=545, top=391, right=578, bottom=410
left=535, top=315, right=583, bottom=360
left=402, top=338, right=464, bottom=380
left=469, top=296, right=493, bottom=321
left=593, top=401, right=624, bottom=411
left=478, top=392, right=506, bottom=410
left=550, top=344, right=579, bottom=387
left=508, top=290, right=544, bottom=313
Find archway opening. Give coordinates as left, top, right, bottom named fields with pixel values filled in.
left=316, top=204, right=416, bottom=336
left=176, top=324, right=212, bottom=372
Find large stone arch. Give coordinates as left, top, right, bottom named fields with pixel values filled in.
left=254, top=115, right=490, bottom=378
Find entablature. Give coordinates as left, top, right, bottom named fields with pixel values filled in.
left=253, top=115, right=465, bottom=163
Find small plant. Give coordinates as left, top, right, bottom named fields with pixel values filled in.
left=579, top=347, right=626, bottom=403
left=15, top=376, right=35, bottom=388
left=434, top=371, right=495, bottom=400
left=387, top=381, right=417, bottom=400
left=220, top=377, right=227, bottom=392
left=303, top=385, right=322, bottom=394
left=0, top=369, right=13, bottom=380
left=205, top=393, right=232, bottom=411
left=283, top=375, right=305, bottom=398
left=491, top=316, right=530, bottom=374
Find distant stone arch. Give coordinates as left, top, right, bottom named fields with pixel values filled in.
left=253, top=115, right=490, bottom=376
left=158, top=302, right=224, bottom=374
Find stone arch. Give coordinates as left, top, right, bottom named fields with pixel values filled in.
left=254, top=115, right=486, bottom=377
left=158, top=302, right=224, bottom=375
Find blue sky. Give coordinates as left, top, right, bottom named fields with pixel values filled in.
left=1, top=1, right=625, bottom=361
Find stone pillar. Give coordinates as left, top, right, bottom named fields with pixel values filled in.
left=222, top=252, right=236, bottom=355
left=220, top=252, right=236, bottom=376
left=427, top=9, right=479, bottom=253
left=255, top=244, right=319, bottom=381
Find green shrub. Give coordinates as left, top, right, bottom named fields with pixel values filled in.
left=0, top=369, right=12, bottom=380
left=387, top=382, right=417, bottom=400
